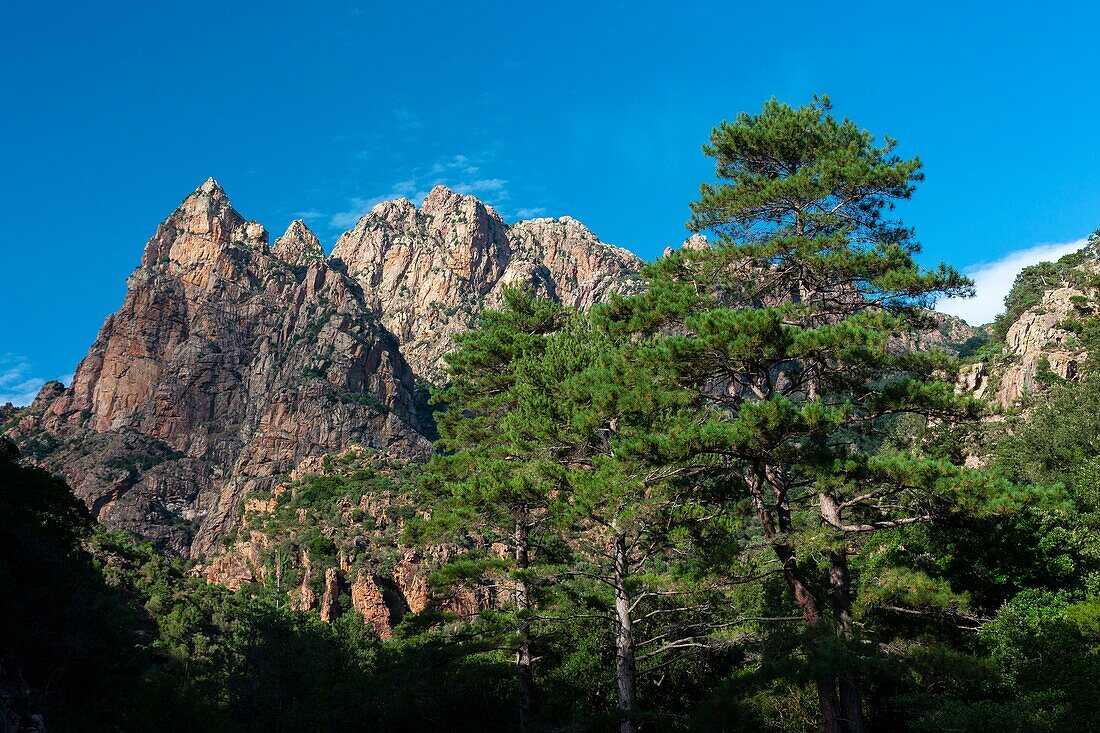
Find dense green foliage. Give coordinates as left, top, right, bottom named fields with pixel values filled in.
left=7, top=98, right=1100, bottom=732
left=0, top=440, right=520, bottom=732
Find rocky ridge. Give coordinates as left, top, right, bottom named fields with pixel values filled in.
left=5, top=179, right=645, bottom=555
left=961, top=287, right=1091, bottom=405
left=959, top=241, right=1100, bottom=407
left=202, top=445, right=493, bottom=638
left=332, top=185, right=644, bottom=380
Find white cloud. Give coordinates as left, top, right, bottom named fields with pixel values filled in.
left=514, top=207, right=547, bottom=219
left=453, top=178, right=509, bottom=198
left=936, top=238, right=1090, bottom=325
left=291, top=210, right=324, bottom=221
left=431, top=154, right=479, bottom=177
left=329, top=199, right=376, bottom=230
left=0, top=354, right=56, bottom=407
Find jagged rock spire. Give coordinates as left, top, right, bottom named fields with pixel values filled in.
left=330, top=185, right=643, bottom=379
left=142, top=178, right=267, bottom=268
left=273, top=220, right=325, bottom=265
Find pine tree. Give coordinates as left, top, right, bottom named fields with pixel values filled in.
left=416, top=288, right=570, bottom=731
left=613, top=96, right=981, bottom=733
left=508, top=312, right=724, bottom=733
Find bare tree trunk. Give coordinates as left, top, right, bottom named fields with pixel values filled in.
left=514, top=515, right=538, bottom=731
left=613, top=531, right=640, bottom=733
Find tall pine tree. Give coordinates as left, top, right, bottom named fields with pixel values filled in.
left=613, top=96, right=981, bottom=733
left=507, top=313, right=713, bottom=733
left=416, top=289, right=570, bottom=731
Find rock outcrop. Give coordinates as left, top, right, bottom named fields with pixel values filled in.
left=332, top=185, right=643, bottom=379
left=8, top=179, right=431, bottom=556
left=273, top=219, right=326, bottom=266
left=963, top=285, right=1090, bottom=406
left=319, top=567, right=342, bottom=623
left=351, top=570, right=395, bottom=638
left=197, top=445, right=498, bottom=636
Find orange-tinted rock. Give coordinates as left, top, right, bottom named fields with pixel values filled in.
left=393, top=557, right=429, bottom=614
left=319, top=567, right=341, bottom=624
left=203, top=550, right=254, bottom=591
left=272, top=219, right=325, bottom=266
left=6, top=180, right=646, bottom=557
left=351, top=570, right=393, bottom=639
left=9, top=179, right=431, bottom=556
left=291, top=549, right=317, bottom=612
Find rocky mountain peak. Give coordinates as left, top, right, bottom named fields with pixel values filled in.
left=331, top=188, right=642, bottom=379
left=662, top=233, right=710, bottom=258
left=273, top=219, right=325, bottom=265
left=177, top=177, right=242, bottom=232
left=420, top=184, right=504, bottom=225
left=30, top=380, right=66, bottom=411
left=420, top=184, right=462, bottom=212
left=365, top=197, right=419, bottom=229
left=6, top=179, right=648, bottom=554
left=142, top=178, right=268, bottom=270
left=198, top=176, right=224, bottom=195
left=11, top=179, right=431, bottom=556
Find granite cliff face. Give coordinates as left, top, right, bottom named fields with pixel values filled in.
left=959, top=241, right=1100, bottom=407
left=8, top=180, right=431, bottom=556
left=331, top=185, right=644, bottom=379
left=5, top=180, right=647, bottom=556
left=961, top=285, right=1092, bottom=406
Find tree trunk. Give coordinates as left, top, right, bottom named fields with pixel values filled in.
left=820, top=494, right=866, bottom=733
left=750, top=470, right=842, bottom=733
left=613, top=531, right=640, bottom=733
left=775, top=543, right=843, bottom=733
left=514, top=515, right=538, bottom=731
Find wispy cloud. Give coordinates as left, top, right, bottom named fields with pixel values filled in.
left=328, top=153, right=524, bottom=229
left=329, top=196, right=390, bottom=229
left=513, top=207, right=547, bottom=219
left=291, top=210, right=325, bottom=221
left=392, top=107, right=423, bottom=131
left=329, top=182, right=432, bottom=229
left=0, top=354, right=53, bottom=406
left=453, top=178, right=509, bottom=198
left=936, top=238, right=1089, bottom=325
left=432, top=155, right=476, bottom=175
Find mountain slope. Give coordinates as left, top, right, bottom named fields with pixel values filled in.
left=961, top=235, right=1100, bottom=407
left=7, top=180, right=431, bottom=556
left=4, top=180, right=647, bottom=556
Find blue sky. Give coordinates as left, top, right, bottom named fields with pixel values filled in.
left=2, top=1, right=1099, bottom=403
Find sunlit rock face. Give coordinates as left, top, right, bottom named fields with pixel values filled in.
left=332, top=185, right=644, bottom=381
left=6, top=179, right=648, bottom=557
left=11, top=179, right=430, bottom=556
